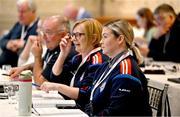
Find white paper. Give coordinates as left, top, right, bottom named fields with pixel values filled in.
left=33, top=108, right=88, bottom=117
left=32, top=99, right=76, bottom=108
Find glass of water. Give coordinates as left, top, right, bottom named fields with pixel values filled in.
left=2, top=64, right=12, bottom=74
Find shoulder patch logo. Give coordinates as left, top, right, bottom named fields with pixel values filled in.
left=119, top=88, right=131, bottom=93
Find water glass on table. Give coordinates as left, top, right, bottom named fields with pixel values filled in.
left=2, top=64, right=12, bottom=75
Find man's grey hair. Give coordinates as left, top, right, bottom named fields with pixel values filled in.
left=50, top=15, right=70, bottom=32
left=17, top=0, right=37, bottom=12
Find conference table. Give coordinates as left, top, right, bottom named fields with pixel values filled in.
left=0, top=99, right=88, bottom=117
left=0, top=61, right=180, bottom=116
left=143, top=61, right=180, bottom=116
left=0, top=70, right=88, bottom=117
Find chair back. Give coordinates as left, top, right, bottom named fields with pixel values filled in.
left=148, top=84, right=171, bottom=117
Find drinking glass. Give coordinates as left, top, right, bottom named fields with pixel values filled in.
left=2, top=64, right=12, bottom=74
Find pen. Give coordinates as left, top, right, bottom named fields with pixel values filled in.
left=32, top=83, right=40, bottom=87
left=2, top=73, right=10, bottom=76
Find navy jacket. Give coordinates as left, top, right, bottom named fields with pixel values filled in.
left=42, top=46, right=77, bottom=85
left=0, top=19, right=39, bottom=66
left=52, top=49, right=108, bottom=110
left=148, top=16, right=180, bottom=62
left=85, top=54, right=152, bottom=116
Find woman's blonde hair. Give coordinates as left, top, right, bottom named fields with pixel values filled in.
left=72, top=18, right=102, bottom=48
left=105, top=19, right=143, bottom=65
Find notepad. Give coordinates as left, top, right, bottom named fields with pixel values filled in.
left=32, top=90, right=64, bottom=100
left=33, top=99, right=76, bottom=108
left=32, top=108, right=88, bottom=116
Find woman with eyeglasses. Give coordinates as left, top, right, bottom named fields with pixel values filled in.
left=85, top=20, right=152, bottom=116
left=40, top=18, right=108, bottom=110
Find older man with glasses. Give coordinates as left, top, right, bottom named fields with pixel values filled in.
left=9, top=15, right=77, bottom=86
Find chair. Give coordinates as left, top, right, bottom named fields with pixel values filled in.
left=148, top=84, right=171, bottom=117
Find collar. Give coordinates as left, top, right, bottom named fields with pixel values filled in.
left=23, top=17, right=39, bottom=30
left=108, top=51, right=127, bottom=67
left=47, top=46, right=60, bottom=55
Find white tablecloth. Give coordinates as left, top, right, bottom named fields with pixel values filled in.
left=144, top=62, right=180, bottom=116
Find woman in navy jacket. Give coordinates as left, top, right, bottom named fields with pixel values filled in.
left=40, top=18, right=108, bottom=110
left=85, top=20, right=152, bottom=116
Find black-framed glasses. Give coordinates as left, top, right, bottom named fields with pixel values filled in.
left=71, top=32, right=85, bottom=39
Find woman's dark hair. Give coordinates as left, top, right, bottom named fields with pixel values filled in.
left=137, top=8, right=155, bottom=36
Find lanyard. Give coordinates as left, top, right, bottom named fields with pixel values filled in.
left=70, top=47, right=101, bottom=87
left=20, top=18, right=38, bottom=40
left=90, top=51, right=130, bottom=101
left=43, top=51, right=58, bottom=69
left=163, top=31, right=170, bottom=54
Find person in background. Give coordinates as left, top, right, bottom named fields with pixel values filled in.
left=135, top=7, right=156, bottom=57
left=10, top=15, right=76, bottom=86
left=63, top=3, right=92, bottom=22
left=146, top=4, right=180, bottom=62
left=18, top=20, right=47, bottom=66
left=40, top=18, right=108, bottom=110
left=136, top=8, right=156, bottom=44
left=0, top=0, right=39, bottom=67
left=85, top=20, right=152, bottom=116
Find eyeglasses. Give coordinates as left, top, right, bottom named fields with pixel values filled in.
left=71, top=32, right=85, bottom=39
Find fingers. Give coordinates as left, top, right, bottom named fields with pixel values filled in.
left=40, top=82, right=50, bottom=92
left=9, top=68, right=19, bottom=79
left=40, top=82, right=57, bottom=92
left=60, top=34, right=72, bottom=47
left=60, top=38, right=68, bottom=47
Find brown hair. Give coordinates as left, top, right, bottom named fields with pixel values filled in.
left=137, top=8, right=155, bottom=36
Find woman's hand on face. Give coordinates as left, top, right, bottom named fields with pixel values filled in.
left=59, top=34, right=72, bottom=56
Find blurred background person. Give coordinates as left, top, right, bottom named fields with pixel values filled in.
left=0, top=0, right=39, bottom=67
left=63, top=3, right=92, bottom=22
left=147, top=4, right=180, bottom=62
left=17, top=20, right=47, bottom=66
left=134, top=7, right=156, bottom=57
left=40, top=18, right=108, bottom=110
left=10, top=15, right=76, bottom=86
left=136, top=7, right=156, bottom=44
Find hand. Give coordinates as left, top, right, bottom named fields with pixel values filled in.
left=6, top=40, right=19, bottom=52
left=9, top=66, right=25, bottom=79
left=40, top=81, right=59, bottom=92
left=17, top=39, right=25, bottom=48
left=59, top=34, right=72, bottom=57
left=27, top=35, right=38, bottom=47
left=153, top=26, right=169, bottom=39
left=31, top=39, right=43, bottom=58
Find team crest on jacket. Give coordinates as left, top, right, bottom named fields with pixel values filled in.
left=100, top=82, right=106, bottom=92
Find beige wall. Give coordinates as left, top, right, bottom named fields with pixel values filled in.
left=104, top=0, right=180, bottom=19
left=0, top=0, right=180, bottom=32
left=0, top=0, right=99, bottom=32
